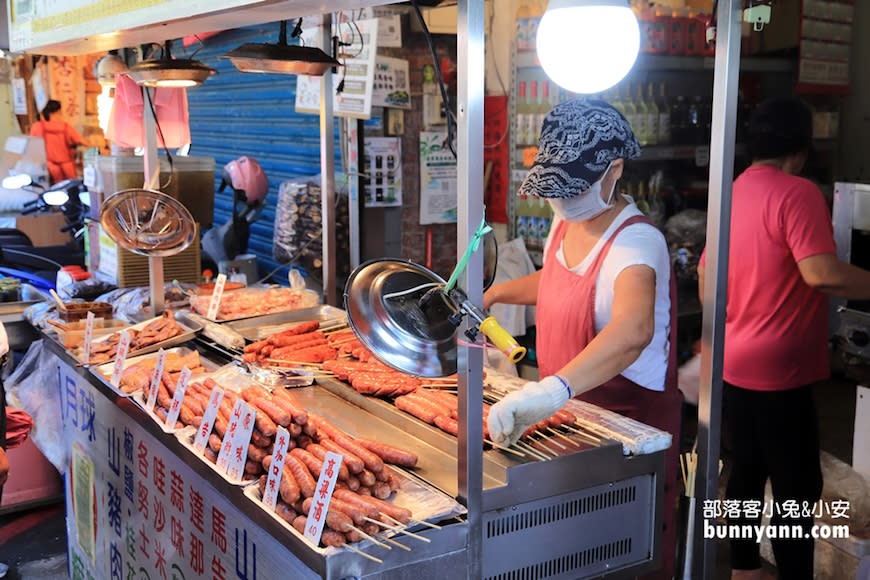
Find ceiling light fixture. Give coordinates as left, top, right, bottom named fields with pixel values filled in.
left=536, top=0, right=640, bottom=95
left=222, top=20, right=340, bottom=76
left=127, top=40, right=216, bottom=88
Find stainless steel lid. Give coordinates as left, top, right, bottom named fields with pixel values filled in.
left=344, top=259, right=458, bottom=377
left=100, top=188, right=196, bottom=257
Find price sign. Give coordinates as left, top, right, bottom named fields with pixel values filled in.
left=82, top=311, right=95, bottom=363
left=164, top=366, right=192, bottom=428
left=262, top=426, right=291, bottom=510
left=145, top=348, right=168, bottom=410
left=83, top=165, right=97, bottom=188
left=109, top=330, right=132, bottom=386
left=694, top=145, right=710, bottom=168
left=226, top=403, right=256, bottom=482
left=206, top=273, right=227, bottom=321
left=304, top=451, right=343, bottom=546
left=217, top=399, right=245, bottom=472
left=193, top=387, right=225, bottom=454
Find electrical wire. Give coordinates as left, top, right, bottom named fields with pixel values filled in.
left=410, top=0, right=457, bottom=159
left=382, top=282, right=442, bottom=300
left=145, top=89, right=174, bottom=190
left=484, top=3, right=509, bottom=150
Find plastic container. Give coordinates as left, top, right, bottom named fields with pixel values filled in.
left=669, top=10, right=689, bottom=56
left=92, top=155, right=217, bottom=227
left=189, top=287, right=321, bottom=321
left=58, top=301, right=114, bottom=322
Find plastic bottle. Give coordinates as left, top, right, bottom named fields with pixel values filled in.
left=622, top=84, right=638, bottom=139
left=685, top=10, right=703, bottom=56
left=650, top=4, right=671, bottom=55
left=528, top=80, right=540, bottom=144
left=634, top=83, right=649, bottom=146
left=689, top=96, right=703, bottom=145
left=611, top=84, right=626, bottom=118
left=657, top=83, right=671, bottom=145
left=535, top=81, right=551, bottom=142
left=646, top=82, right=659, bottom=146
left=638, top=1, right=655, bottom=54
left=671, top=95, right=687, bottom=143
left=517, top=80, right=531, bottom=145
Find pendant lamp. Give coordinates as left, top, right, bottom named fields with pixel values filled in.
left=222, top=20, right=339, bottom=76
left=536, top=0, right=639, bottom=94
left=127, top=40, right=216, bottom=88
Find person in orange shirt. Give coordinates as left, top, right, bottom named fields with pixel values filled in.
left=30, top=99, right=85, bottom=183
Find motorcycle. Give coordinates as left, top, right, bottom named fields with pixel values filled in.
left=0, top=175, right=90, bottom=289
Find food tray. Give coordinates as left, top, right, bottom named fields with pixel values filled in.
left=189, top=287, right=321, bottom=322
left=242, top=465, right=465, bottom=554
left=0, top=283, right=46, bottom=320
left=225, top=305, right=346, bottom=341
left=86, top=311, right=202, bottom=362
left=54, top=319, right=130, bottom=349
left=176, top=426, right=258, bottom=487
left=91, top=346, right=223, bottom=399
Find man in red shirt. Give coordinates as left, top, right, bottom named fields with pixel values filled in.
left=700, top=97, right=870, bottom=580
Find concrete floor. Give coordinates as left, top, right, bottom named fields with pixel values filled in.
left=0, top=378, right=858, bottom=579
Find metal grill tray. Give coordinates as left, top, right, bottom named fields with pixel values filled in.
left=225, top=305, right=346, bottom=342
left=85, top=312, right=202, bottom=364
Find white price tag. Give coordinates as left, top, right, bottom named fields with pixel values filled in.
left=82, top=311, right=95, bottom=363
left=145, top=348, right=167, bottom=411
left=164, top=366, right=192, bottom=428
left=206, top=273, right=227, bottom=321
left=83, top=165, right=97, bottom=188
left=695, top=145, right=710, bottom=168
left=304, top=451, right=344, bottom=546
left=225, top=403, right=256, bottom=482
left=262, top=426, right=291, bottom=510
left=216, top=399, right=245, bottom=472
left=193, top=388, right=225, bottom=454
left=109, top=330, right=132, bottom=386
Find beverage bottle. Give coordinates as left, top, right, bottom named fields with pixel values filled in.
left=535, top=81, right=551, bottom=142
left=622, top=84, right=638, bottom=138
left=634, top=83, right=649, bottom=146
left=517, top=80, right=531, bottom=145
left=671, top=95, right=686, bottom=143
left=611, top=84, right=626, bottom=118
left=646, top=82, right=659, bottom=146
left=528, top=80, right=540, bottom=144
left=688, top=96, right=702, bottom=145
left=657, top=83, right=671, bottom=145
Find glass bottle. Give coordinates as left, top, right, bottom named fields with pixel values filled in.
left=646, top=82, right=659, bottom=146
left=657, top=83, right=671, bottom=145
left=634, top=83, right=649, bottom=146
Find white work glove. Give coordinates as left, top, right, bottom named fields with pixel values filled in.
left=487, top=375, right=572, bottom=447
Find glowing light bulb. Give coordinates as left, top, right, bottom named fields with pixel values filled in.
left=536, top=0, right=639, bottom=95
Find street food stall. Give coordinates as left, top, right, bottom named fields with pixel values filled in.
left=4, top=0, right=746, bottom=578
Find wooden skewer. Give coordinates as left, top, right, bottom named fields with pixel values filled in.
left=409, top=518, right=441, bottom=531
left=344, top=544, right=383, bottom=564
left=565, top=422, right=603, bottom=443
left=364, top=517, right=430, bottom=543
left=348, top=524, right=391, bottom=549
left=380, top=536, right=412, bottom=551
left=547, top=427, right=581, bottom=447
left=264, top=359, right=323, bottom=367
left=45, top=318, right=72, bottom=331
left=328, top=336, right=359, bottom=347
left=534, top=430, right=567, bottom=450
left=484, top=439, right=526, bottom=457
left=419, top=384, right=459, bottom=389
left=322, top=325, right=350, bottom=335
left=515, top=440, right=550, bottom=461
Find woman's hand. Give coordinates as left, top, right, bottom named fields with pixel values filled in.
left=487, top=376, right=572, bottom=446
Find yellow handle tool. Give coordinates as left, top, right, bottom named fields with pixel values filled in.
left=479, top=316, right=527, bottom=363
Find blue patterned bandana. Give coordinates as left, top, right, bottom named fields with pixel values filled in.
left=518, top=99, right=641, bottom=199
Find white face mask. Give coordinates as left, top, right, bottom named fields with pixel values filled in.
left=548, top=162, right=616, bottom=222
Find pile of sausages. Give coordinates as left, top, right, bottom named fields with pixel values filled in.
left=241, top=320, right=344, bottom=366
left=322, top=359, right=421, bottom=397
left=258, top=414, right=419, bottom=548
left=88, top=310, right=184, bottom=365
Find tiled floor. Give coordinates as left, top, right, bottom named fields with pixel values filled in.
left=0, top=378, right=858, bottom=579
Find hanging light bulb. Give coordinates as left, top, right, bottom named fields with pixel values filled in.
left=536, top=0, right=639, bottom=95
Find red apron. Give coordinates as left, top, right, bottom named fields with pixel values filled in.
left=537, top=215, right=682, bottom=580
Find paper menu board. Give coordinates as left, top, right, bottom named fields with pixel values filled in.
left=419, top=131, right=458, bottom=225
left=294, top=18, right=379, bottom=119
left=363, top=137, right=402, bottom=208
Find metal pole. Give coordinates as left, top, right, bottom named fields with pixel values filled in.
left=456, top=0, right=485, bottom=578
left=693, top=1, right=742, bottom=577
left=319, top=14, right=337, bottom=306
left=143, top=87, right=164, bottom=316
left=345, top=117, right=361, bottom=269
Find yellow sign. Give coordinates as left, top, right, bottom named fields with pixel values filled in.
left=32, top=0, right=167, bottom=32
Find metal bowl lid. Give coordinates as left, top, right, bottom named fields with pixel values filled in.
left=100, top=188, right=196, bottom=257
left=344, top=259, right=458, bottom=377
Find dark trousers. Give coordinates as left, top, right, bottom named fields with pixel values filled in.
left=724, top=382, right=823, bottom=580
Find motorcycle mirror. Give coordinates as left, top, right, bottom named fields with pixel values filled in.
left=2, top=174, right=33, bottom=189
left=43, top=190, right=70, bottom=206
left=78, top=191, right=91, bottom=207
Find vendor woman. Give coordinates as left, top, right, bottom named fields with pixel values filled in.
left=484, top=99, right=682, bottom=580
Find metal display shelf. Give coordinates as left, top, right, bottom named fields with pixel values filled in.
left=514, top=50, right=795, bottom=73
